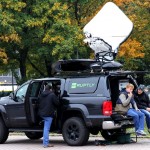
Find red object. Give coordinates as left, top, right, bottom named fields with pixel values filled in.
left=102, top=101, right=112, bottom=116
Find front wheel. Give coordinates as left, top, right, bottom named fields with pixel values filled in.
left=25, top=132, right=43, bottom=140
left=0, top=118, right=9, bottom=144
left=62, top=117, right=89, bottom=146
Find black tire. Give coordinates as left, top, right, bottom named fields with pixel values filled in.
left=62, top=117, right=89, bottom=146
left=25, top=132, right=43, bottom=140
left=0, top=118, right=9, bottom=144
left=101, top=129, right=120, bottom=141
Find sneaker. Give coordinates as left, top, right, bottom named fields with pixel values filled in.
left=136, top=130, right=147, bottom=136
left=43, top=144, right=54, bottom=148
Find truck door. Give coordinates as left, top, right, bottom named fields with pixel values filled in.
left=25, top=79, right=65, bottom=127
left=25, top=80, right=43, bottom=125
left=5, top=82, right=30, bottom=127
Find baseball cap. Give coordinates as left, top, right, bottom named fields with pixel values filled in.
left=137, top=84, right=145, bottom=91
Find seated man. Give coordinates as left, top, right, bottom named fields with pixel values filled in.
left=134, top=85, right=150, bottom=133
left=115, top=83, right=146, bottom=136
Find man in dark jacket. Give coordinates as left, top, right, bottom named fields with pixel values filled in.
left=134, top=85, right=150, bottom=132
left=38, top=84, right=59, bottom=148
left=115, top=83, right=146, bottom=136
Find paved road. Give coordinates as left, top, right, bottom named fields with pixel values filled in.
left=1, top=134, right=150, bottom=150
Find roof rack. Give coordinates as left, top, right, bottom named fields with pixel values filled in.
left=54, top=70, right=108, bottom=78
left=52, top=59, right=123, bottom=75
left=54, top=70, right=150, bottom=78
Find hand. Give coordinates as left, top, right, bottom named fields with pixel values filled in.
left=128, top=92, right=133, bottom=97
left=146, top=108, right=150, bottom=112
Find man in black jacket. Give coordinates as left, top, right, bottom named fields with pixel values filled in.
left=134, top=85, right=150, bottom=133
left=38, top=84, right=59, bottom=148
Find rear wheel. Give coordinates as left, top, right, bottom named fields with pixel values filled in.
left=0, top=118, right=9, bottom=144
left=25, top=132, right=43, bottom=140
left=62, top=117, right=89, bottom=146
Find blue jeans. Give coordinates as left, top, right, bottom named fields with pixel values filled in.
left=127, top=108, right=145, bottom=131
left=140, top=109, right=150, bottom=129
left=42, top=117, right=53, bottom=146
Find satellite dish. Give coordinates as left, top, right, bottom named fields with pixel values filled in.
left=83, top=2, right=133, bottom=61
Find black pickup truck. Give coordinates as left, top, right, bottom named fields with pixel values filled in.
left=0, top=61, right=136, bottom=146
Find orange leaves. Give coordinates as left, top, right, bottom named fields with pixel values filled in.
left=117, top=38, right=145, bottom=70
left=113, top=0, right=132, bottom=6
left=118, top=38, right=144, bottom=59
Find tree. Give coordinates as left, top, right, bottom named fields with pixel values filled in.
left=115, top=0, right=150, bottom=71
left=0, top=1, right=88, bottom=83
left=0, top=0, right=149, bottom=83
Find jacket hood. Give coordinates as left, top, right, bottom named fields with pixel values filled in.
left=120, top=88, right=126, bottom=93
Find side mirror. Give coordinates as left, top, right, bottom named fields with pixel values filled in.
left=9, top=92, right=14, bottom=99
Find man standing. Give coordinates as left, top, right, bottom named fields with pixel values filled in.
left=134, top=85, right=150, bottom=132
left=115, top=83, right=146, bottom=136
left=38, top=84, right=59, bottom=148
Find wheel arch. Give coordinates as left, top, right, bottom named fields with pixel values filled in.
left=0, top=105, right=9, bottom=127
left=0, top=115, right=9, bottom=144
left=61, top=104, right=92, bottom=127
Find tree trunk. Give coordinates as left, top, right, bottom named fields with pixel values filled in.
left=74, top=0, right=80, bottom=25
left=45, top=58, right=52, bottom=77
left=19, top=51, right=27, bottom=83
left=27, top=56, right=46, bottom=77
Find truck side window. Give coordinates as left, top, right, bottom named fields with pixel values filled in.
left=29, top=82, right=42, bottom=97
left=15, top=84, right=29, bottom=102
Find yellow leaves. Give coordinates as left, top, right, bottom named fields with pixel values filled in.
left=48, top=2, right=61, bottom=14
left=5, top=2, right=26, bottom=12
left=130, top=14, right=148, bottom=30
left=62, top=4, right=68, bottom=10
left=136, top=1, right=150, bottom=8
left=47, top=3, right=68, bottom=17
left=143, top=2, right=150, bottom=8
left=1, top=11, right=15, bottom=27
left=52, top=2, right=68, bottom=11
left=0, top=33, right=21, bottom=43
left=65, top=18, right=71, bottom=25
left=53, top=2, right=61, bottom=9
left=0, top=48, right=8, bottom=64
left=27, top=3, right=68, bottom=28
left=26, top=17, right=48, bottom=27
left=118, top=38, right=144, bottom=60
left=43, top=34, right=64, bottom=44
left=76, top=33, right=83, bottom=40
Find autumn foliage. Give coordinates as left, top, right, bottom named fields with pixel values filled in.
left=0, top=0, right=149, bottom=81
left=118, top=38, right=144, bottom=59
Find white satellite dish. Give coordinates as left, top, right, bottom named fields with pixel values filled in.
left=83, top=2, right=133, bottom=61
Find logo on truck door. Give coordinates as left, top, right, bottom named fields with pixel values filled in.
left=71, top=83, right=95, bottom=88
left=68, top=77, right=99, bottom=94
